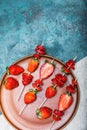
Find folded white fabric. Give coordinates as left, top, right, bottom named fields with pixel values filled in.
left=0, top=57, right=87, bottom=130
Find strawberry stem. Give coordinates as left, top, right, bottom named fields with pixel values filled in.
left=6, top=67, right=10, bottom=75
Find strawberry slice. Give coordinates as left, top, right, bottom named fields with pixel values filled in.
left=22, top=73, right=33, bottom=86
left=65, top=60, right=75, bottom=70
left=45, top=86, right=56, bottom=98
left=66, top=85, right=76, bottom=94
left=40, top=61, right=55, bottom=80
left=35, top=45, right=46, bottom=55
left=24, top=89, right=37, bottom=104
left=4, top=77, right=19, bottom=90
left=58, top=93, right=73, bottom=111
left=7, top=65, right=24, bottom=75
left=27, top=58, right=39, bottom=73
left=36, top=106, right=52, bottom=119
left=52, top=74, right=67, bottom=87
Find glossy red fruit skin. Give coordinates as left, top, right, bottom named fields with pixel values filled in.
left=24, top=90, right=36, bottom=104
left=66, top=85, right=76, bottom=94
left=53, top=114, right=61, bottom=121
left=22, top=73, right=33, bottom=86
left=4, top=77, right=19, bottom=90
left=65, top=60, right=75, bottom=70
left=72, top=79, right=78, bottom=86
left=36, top=106, right=52, bottom=119
left=35, top=45, right=46, bottom=55
left=58, top=93, right=73, bottom=111
left=54, top=109, right=64, bottom=116
left=8, top=65, right=24, bottom=75
left=45, top=86, right=56, bottom=98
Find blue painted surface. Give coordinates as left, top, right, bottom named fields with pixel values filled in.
left=0, top=0, right=87, bottom=79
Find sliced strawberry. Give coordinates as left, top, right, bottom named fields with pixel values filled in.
left=53, top=114, right=61, bottom=121
left=7, top=65, right=24, bottom=75
left=40, top=61, right=55, bottom=80
left=36, top=106, right=52, bottom=119
left=24, top=89, right=37, bottom=104
left=4, top=77, right=19, bottom=90
left=33, top=53, right=41, bottom=59
left=66, top=85, right=76, bottom=94
left=32, top=83, right=42, bottom=91
left=61, top=66, right=70, bottom=75
left=72, top=79, right=78, bottom=86
left=27, top=58, right=39, bottom=73
left=45, top=86, right=56, bottom=98
left=22, top=73, right=33, bottom=86
left=52, top=74, right=67, bottom=87
left=35, top=45, right=46, bottom=55
left=53, top=109, right=64, bottom=117
left=58, top=93, right=73, bottom=111
left=65, top=60, right=75, bottom=70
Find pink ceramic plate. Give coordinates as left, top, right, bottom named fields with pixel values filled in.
left=0, top=55, right=80, bottom=130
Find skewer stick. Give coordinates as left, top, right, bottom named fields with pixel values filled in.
left=17, top=86, right=25, bottom=101
left=73, top=56, right=77, bottom=61
left=39, top=98, right=47, bottom=108
left=49, top=120, right=55, bottom=130
left=19, top=104, right=27, bottom=115
left=51, top=59, right=54, bottom=64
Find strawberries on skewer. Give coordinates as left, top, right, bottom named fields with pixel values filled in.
left=61, top=56, right=77, bottom=75
left=39, top=73, right=67, bottom=108
left=17, top=45, right=46, bottom=101
left=17, top=73, right=33, bottom=101
left=19, top=89, right=38, bottom=115
left=19, top=59, right=55, bottom=115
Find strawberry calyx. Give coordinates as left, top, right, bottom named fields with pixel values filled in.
left=6, top=67, right=10, bottom=75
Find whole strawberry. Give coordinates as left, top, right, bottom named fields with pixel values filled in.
left=24, top=89, right=37, bottom=104
left=27, top=58, right=39, bottom=73
left=45, top=86, right=56, bottom=98
left=4, top=77, right=19, bottom=90
left=36, top=106, right=52, bottom=119
left=7, top=65, right=24, bottom=75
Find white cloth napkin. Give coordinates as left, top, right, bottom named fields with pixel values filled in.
left=0, top=57, right=87, bottom=130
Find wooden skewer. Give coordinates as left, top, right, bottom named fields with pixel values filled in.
left=17, top=86, right=25, bottom=101
left=19, top=104, right=27, bottom=115
left=49, top=120, right=55, bottom=130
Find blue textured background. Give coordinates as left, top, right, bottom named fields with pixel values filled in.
left=0, top=0, right=87, bottom=79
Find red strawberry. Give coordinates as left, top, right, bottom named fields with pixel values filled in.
left=54, top=109, right=64, bottom=117
left=61, top=66, right=70, bottom=75
left=24, top=89, right=37, bottom=104
left=52, top=74, right=67, bottom=87
left=32, top=79, right=43, bottom=91
left=33, top=53, right=41, bottom=59
left=22, top=73, right=33, bottom=86
left=45, top=86, right=56, bottom=98
left=7, top=65, right=24, bottom=75
left=58, top=93, right=73, bottom=111
left=40, top=61, right=55, bottom=80
left=72, top=79, right=77, bottom=86
left=36, top=106, right=52, bottom=119
left=66, top=85, right=76, bottom=94
left=35, top=45, right=46, bottom=55
left=4, top=77, right=19, bottom=90
left=65, top=60, right=75, bottom=70
left=53, top=114, right=61, bottom=121
left=27, top=58, right=39, bottom=73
